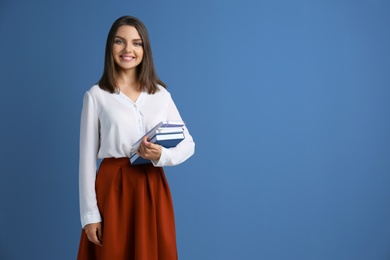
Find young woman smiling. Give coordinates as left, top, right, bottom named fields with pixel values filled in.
left=77, top=16, right=195, bottom=260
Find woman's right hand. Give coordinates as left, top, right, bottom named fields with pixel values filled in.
left=84, top=222, right=103, bottom=246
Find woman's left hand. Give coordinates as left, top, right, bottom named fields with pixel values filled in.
left=137, top=136, right=162, bottom=161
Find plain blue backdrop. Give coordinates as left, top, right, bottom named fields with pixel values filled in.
left=1, top=0, right=389, bottom=259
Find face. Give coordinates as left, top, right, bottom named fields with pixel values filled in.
left=112, top=25, right=144, bottom=72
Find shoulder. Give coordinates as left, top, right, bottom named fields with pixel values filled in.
left=84, top=84, right=114, bottom=100
left=155, top=84, right=172, bottom=98
left=143, top=85, right=173, bottom=105
left=83, top=85, right=114, bottom=109
left=86, top=84, right=106, bottom=96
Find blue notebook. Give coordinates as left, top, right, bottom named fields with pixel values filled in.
left=130, top=133, right=185, bottom=165
left=130, top=121, right=185, bottom=165
left=130, top=121, right=185, bottom=153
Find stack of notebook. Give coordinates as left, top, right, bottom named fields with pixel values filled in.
left=130, top=121, right=185, bottom=165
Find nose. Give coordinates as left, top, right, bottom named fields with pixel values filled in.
left=124, top=43, right=133, bottom=53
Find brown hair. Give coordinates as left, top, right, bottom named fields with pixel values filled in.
left=98, top=16, right=166, bottom=94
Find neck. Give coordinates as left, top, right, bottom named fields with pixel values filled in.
left=117, top=69, right=139, bottom=90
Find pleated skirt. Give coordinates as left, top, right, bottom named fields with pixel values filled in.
left=77, top=158, right=178, bottom=260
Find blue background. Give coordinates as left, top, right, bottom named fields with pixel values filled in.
left=1, top=0, right=389, bottom=259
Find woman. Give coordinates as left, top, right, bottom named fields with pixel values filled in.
left=77, top=16, right=195, bottom=259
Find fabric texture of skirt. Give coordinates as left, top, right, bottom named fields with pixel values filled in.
left=77, top=157, right=178, bottom=260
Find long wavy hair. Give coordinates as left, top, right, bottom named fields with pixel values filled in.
left=98, top=16, right=166, bottom=94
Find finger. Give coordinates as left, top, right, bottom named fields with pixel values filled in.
left=90, top=233, right=102, bottom=246
left=97, top=225, right=103, bottom=243
left=143, top=137, right=151, bottom=146
left=86, top=229, right=102, bottom=246
left=138, top=142, right=150, bottom=155
left=137, top=145, right=145, bottom=156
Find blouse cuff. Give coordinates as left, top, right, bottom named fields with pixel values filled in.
left=152, top=147, right=171, bottom=167
left=81, top=211, right=102, bottom=228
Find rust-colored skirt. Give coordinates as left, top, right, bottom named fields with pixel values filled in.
left=77, top=158, right=178, bottom=260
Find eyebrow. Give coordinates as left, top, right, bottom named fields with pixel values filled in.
left=114, top=36, right=142, bottom=41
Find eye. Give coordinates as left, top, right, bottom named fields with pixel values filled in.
left=114, top=38, right=124, bottom=44
left=134, top=42, right=143, bottom=47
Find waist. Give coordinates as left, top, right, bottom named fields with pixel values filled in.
left=102, top=157, right=153, bottom=167
left=102, top=157, right=131, bottom=166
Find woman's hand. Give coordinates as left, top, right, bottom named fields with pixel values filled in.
left=84, top=222, right=103, bottom=246
left=137, top=136, right=162, bottom=161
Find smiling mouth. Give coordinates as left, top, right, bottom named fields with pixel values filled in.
left=120, top=55, right=135, bottom=61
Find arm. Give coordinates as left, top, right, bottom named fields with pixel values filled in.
left=79, top=92, right=102, bottom=228
left=151, top=96, right=195, bottom=167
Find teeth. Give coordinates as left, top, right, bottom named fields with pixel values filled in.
left=121, top=56, right=134, bottom=61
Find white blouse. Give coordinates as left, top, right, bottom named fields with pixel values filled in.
left=79, top=84, right=195, bottom=228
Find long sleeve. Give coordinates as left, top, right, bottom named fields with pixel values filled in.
left=152, top=95, right=195, bottom=167
left=79, top=91, right=102, bottom=228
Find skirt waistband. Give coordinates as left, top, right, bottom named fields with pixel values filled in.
left=101, top=157, right=153, bottom=167
left=102, top=157, right=131, bottom=166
